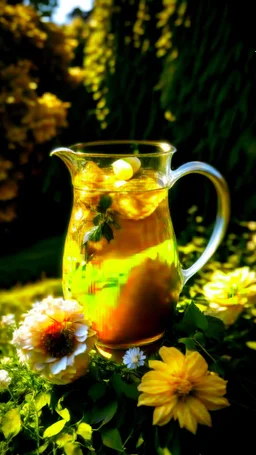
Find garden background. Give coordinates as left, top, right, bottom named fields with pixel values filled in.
left=0, top=1, right=256, bottom=454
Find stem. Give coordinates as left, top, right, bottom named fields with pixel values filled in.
left=192, top=338, right=216, bottom=363
left=123, top=428, right=134, bottom=448
left=7, top=386, right=17, bottom=404
left=33, top=398, right=40, bottom=455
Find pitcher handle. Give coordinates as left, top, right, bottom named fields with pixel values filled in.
left=171, top=161, right=230, bottom=284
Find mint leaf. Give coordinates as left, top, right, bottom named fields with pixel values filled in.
left=83, top=226, right=103, bottom=244
left=93, top=214, right=103, bottom=225
left=97, top=195, right=112, bottom=213
left=102, top=223, right=114, bottom=242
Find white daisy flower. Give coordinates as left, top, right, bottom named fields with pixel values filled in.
left=123, top=347, right=146, bottom=369
left=1, top=314, right=16, bottom=327
left=12, top=296, right=96, bottom=385
left=0, top=369, right=11, bottom=391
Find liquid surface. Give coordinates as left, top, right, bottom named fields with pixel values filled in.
left=63, top=163, right=182, bottom=348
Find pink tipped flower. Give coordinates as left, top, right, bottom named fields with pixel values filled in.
left=13, top=296, right=96, bottom=385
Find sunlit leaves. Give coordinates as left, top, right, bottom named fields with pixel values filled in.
left=35, top=392, right=51, bottom=411
left=77, top=422, right=92, bottom=441
left=43, top=419, right=66, bottom=438
left=2, top=408, right=21, bottom=439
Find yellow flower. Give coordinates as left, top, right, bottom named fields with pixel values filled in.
left=138, top=347, right=229, bottom=434
left=203, top=267, right=256, bottom=325
left=13, top=296, right=96, bottom=385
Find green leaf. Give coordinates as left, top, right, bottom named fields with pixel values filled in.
left=56, top=407, right=70, bottom=422
left=83, top=226, right=103, bottom=244
left=89, top=225, right=103, bottom=242
left=56, top=432, right=74, bottom=447
left=43, top=420, right=66, bottom=438
left=97, top=195, right=112, bottom=213
left=39, top=442, right=49, bottom=453
left=177, top=302, right=208, bottom=334
left=158, top=449, right=173, bottom=455
left=88, top=382, right=107, bottom=402
left=93, top=214, right=103, bottom=225
left=136, top=434, right=144, bottom=448
left=2, top=408, right=22, bottom=439
left=91, top=400, right=118, bottom=425
left=178, top=337, right=197, bottom=351
left=209, top=361, right=224, bottom=376
left=35, top=392, right=51, bottom=411
left=102, top=222, right=114, bottom=242
left=77, top=422, right=92, bottom=441
left=64, top=442, right=83, bottom=455
left=205, top=316, right=225, bottom=341
left=101, top=427, right=123, bottom=452
left=246, top=341, right=256, bottom=350
left=111, top=373, right=139, bottom=400
left=56, top=396, right=70, bottom=422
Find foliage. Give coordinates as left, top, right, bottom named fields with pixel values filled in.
left=0, top=216, right=256, bottom=453
left=0, top=298, right=256, bottom=454
left=0, top=2, right=89, bottom=245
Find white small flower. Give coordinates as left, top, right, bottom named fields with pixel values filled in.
left=123, top=347, right=146, bottom=369
left=1, top=314, right=16, bottom=327
left=0, top=369, right=11, bottom=391
left=12, top=296, right=96, bottom=385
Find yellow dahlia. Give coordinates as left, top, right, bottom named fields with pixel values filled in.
left=203, top=267, right=256, bottom=325
left=138, top=347, right=229, bottom=434
left=12, top=296, right=96, bottom=385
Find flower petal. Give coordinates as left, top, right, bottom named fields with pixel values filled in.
left=173, top=400, right=198, bottom=434
left=195, top=394, right=230, bottom=411
left=186, top=396, right=212, bottom=427
left=140, top=370, right=172, bottom=383
left=193, top=373, right=228, bottom=396
left=153, top=396, right=178, bottom=426
left=34, top=363, right=46, bottom=371
left=66, top=354, right=75, bottom=366
left=138, top=381, right=173, bottom=394
left=159, top=347, right=185, bottom=373
left=138, top=392, right=174, bottom=407
left=45, top=357, right=57, bottom=363
left=148, top=360, right=170, bottom=372
left=74, top=323, right=88, bottom=337
left=185, top=351, right=208, bottom=381
left=50, top=357, right=67, bottom=375
left=76, top=335, right=88, bottom=342
left=74, top=343, right=87, bottom=356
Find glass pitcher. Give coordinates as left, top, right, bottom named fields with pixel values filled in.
left=51, top=141, right=229, bottom=353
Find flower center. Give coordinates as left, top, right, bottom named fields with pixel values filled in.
left=227, top=284, right=239, bottom=298
left=175, top=378, right=192, bottom=397
left=41, top=322, right=76, bottom=358
left=131, top=355, right=139, bottom=364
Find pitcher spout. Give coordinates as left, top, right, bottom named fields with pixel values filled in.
left=50, top=147, right=81, bottom=177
